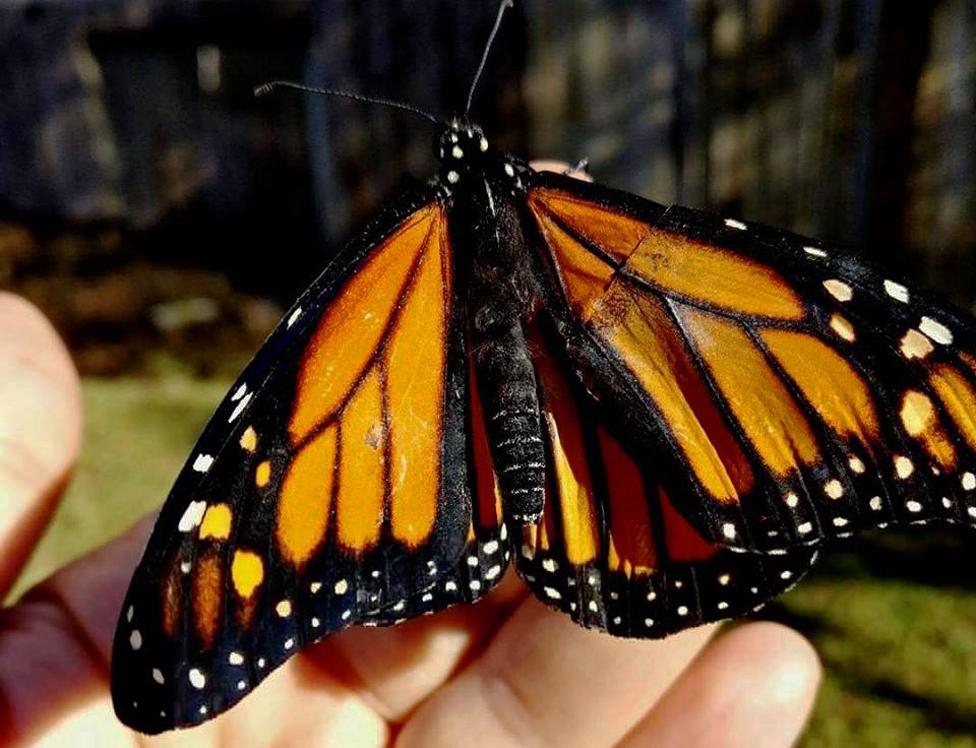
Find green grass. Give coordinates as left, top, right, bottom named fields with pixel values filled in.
left=11, top=374, right=230, bottom=599
left=13, top=372, right=976, bottom=744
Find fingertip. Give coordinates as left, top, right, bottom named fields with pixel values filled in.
left=0, top=293, right=83, bottom=596
left=723, top=621, right=822, bottom=712
left=621, top=621, right=821, bottom=748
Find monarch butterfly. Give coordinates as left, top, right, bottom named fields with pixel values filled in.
left=112, top=2, right=976, bottom=734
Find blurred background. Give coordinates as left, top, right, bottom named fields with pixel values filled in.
left=1, top=0, right=975, bottom=744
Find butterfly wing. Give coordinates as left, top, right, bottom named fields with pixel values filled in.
left=111, top=188, right=508, bottom=733
left=517, top=324, right=818, bottom=635
left=525, top=170, right=976, bottom=557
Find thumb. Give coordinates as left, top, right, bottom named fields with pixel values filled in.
left=0, top=292, right=82, bottom=598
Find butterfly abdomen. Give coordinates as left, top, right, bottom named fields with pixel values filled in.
left=475, top=324, right=546, bottom=523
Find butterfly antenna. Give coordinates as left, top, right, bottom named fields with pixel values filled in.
left=254, top=81, right=439, bottom=124
left=464, top=0, right=514, bottom=115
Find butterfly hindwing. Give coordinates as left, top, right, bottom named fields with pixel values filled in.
left=525, top=170, right=976, bottom=557
left=111, top=188, right=509, bottom=733
left=514, top=321, right=817, bottom=636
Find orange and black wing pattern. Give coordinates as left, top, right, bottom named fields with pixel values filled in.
left=527, top=170, right=976, bottom=558
left=111, top=189, right=508, bottom=733
left=517, top=325, right=818, bottom=635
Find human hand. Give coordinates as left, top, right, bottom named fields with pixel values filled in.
left=0, top=169, right=821, bottom=746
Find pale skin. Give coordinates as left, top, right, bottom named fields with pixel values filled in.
left=0, top=166, right=821, bottom=748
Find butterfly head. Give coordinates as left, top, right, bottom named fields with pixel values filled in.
left=436, top=119, right=490, bottom=185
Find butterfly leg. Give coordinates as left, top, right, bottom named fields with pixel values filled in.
left=474, top=322, right=547, bottom=524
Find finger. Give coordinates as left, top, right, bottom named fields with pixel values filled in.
left=0, top=292, right=82, bottom=596
left=304, top=570, right=527, bottom=722
left=529, top=160, right=593, bottom=181
left=0, top=513, right=151, bottom=746
left=0, top=508, right=520, bottom=746
left=1, top=515, right=389, bottom=748
left=397, top=597, right=717, bottom=747
left=619, top=622, right=821, bottom=748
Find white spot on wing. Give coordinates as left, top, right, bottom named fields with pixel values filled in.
left=895, top=455, right=914, bottom=479
left=287, top=306, right=303, bottom=328
left=192, top=453, right=214, bottom=473
left=188, top=668, right=206, bottom=689
left=152, top=668, right=165, bottom=684
left=823, top=279, right=853, bottom=302
left=824, top=479, right=844, bottom=499
left=228, top=391, right=253, bottom=423
left=178, top=500, right=208, bottom=532
left=803, top=246, right=827, bottom=258
left=724, top=218, right=747, bottom=230
left=129, top=630, right=142, bottom=650
left=884, top=280, right=909, bottom=303
left=919, top=316, right=953, bottom=345
left=231, top=383, right=247, bottom=402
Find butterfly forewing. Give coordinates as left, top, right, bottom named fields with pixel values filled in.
left=111, top=190, right=509, bottom=733
left=525, top=170, right=976, bottom=555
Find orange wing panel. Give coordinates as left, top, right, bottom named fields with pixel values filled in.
left=761, top=328, right=880, bottom=447
left=930, top=364, right=976, bottom=451
left=658, top=488, right=717, bottom=564
left=276, top=425, right=337, bottom=568
left=624, top=229, right=806, bottom=320
left=899, top=390, right=956, bottom=469
left=532, top=207, right=615, bottom=319
left=468, top=357, right=503, bottom=533
left=597, top=427, right=657, bottom=574
left=335, top=369, right=386, bottom=552
left=529, top=188, right=649, bottom=265
left=679, top=306, right=821, bottom=476
left=191, top=550, right=223, bottom=648
left=591, top=287, right=754, bottom=502
left=536, top=348, right=601, bottom=566
left=290, top=206, right=441, bottom=444
left=386, top=216, right=451, bottom=547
